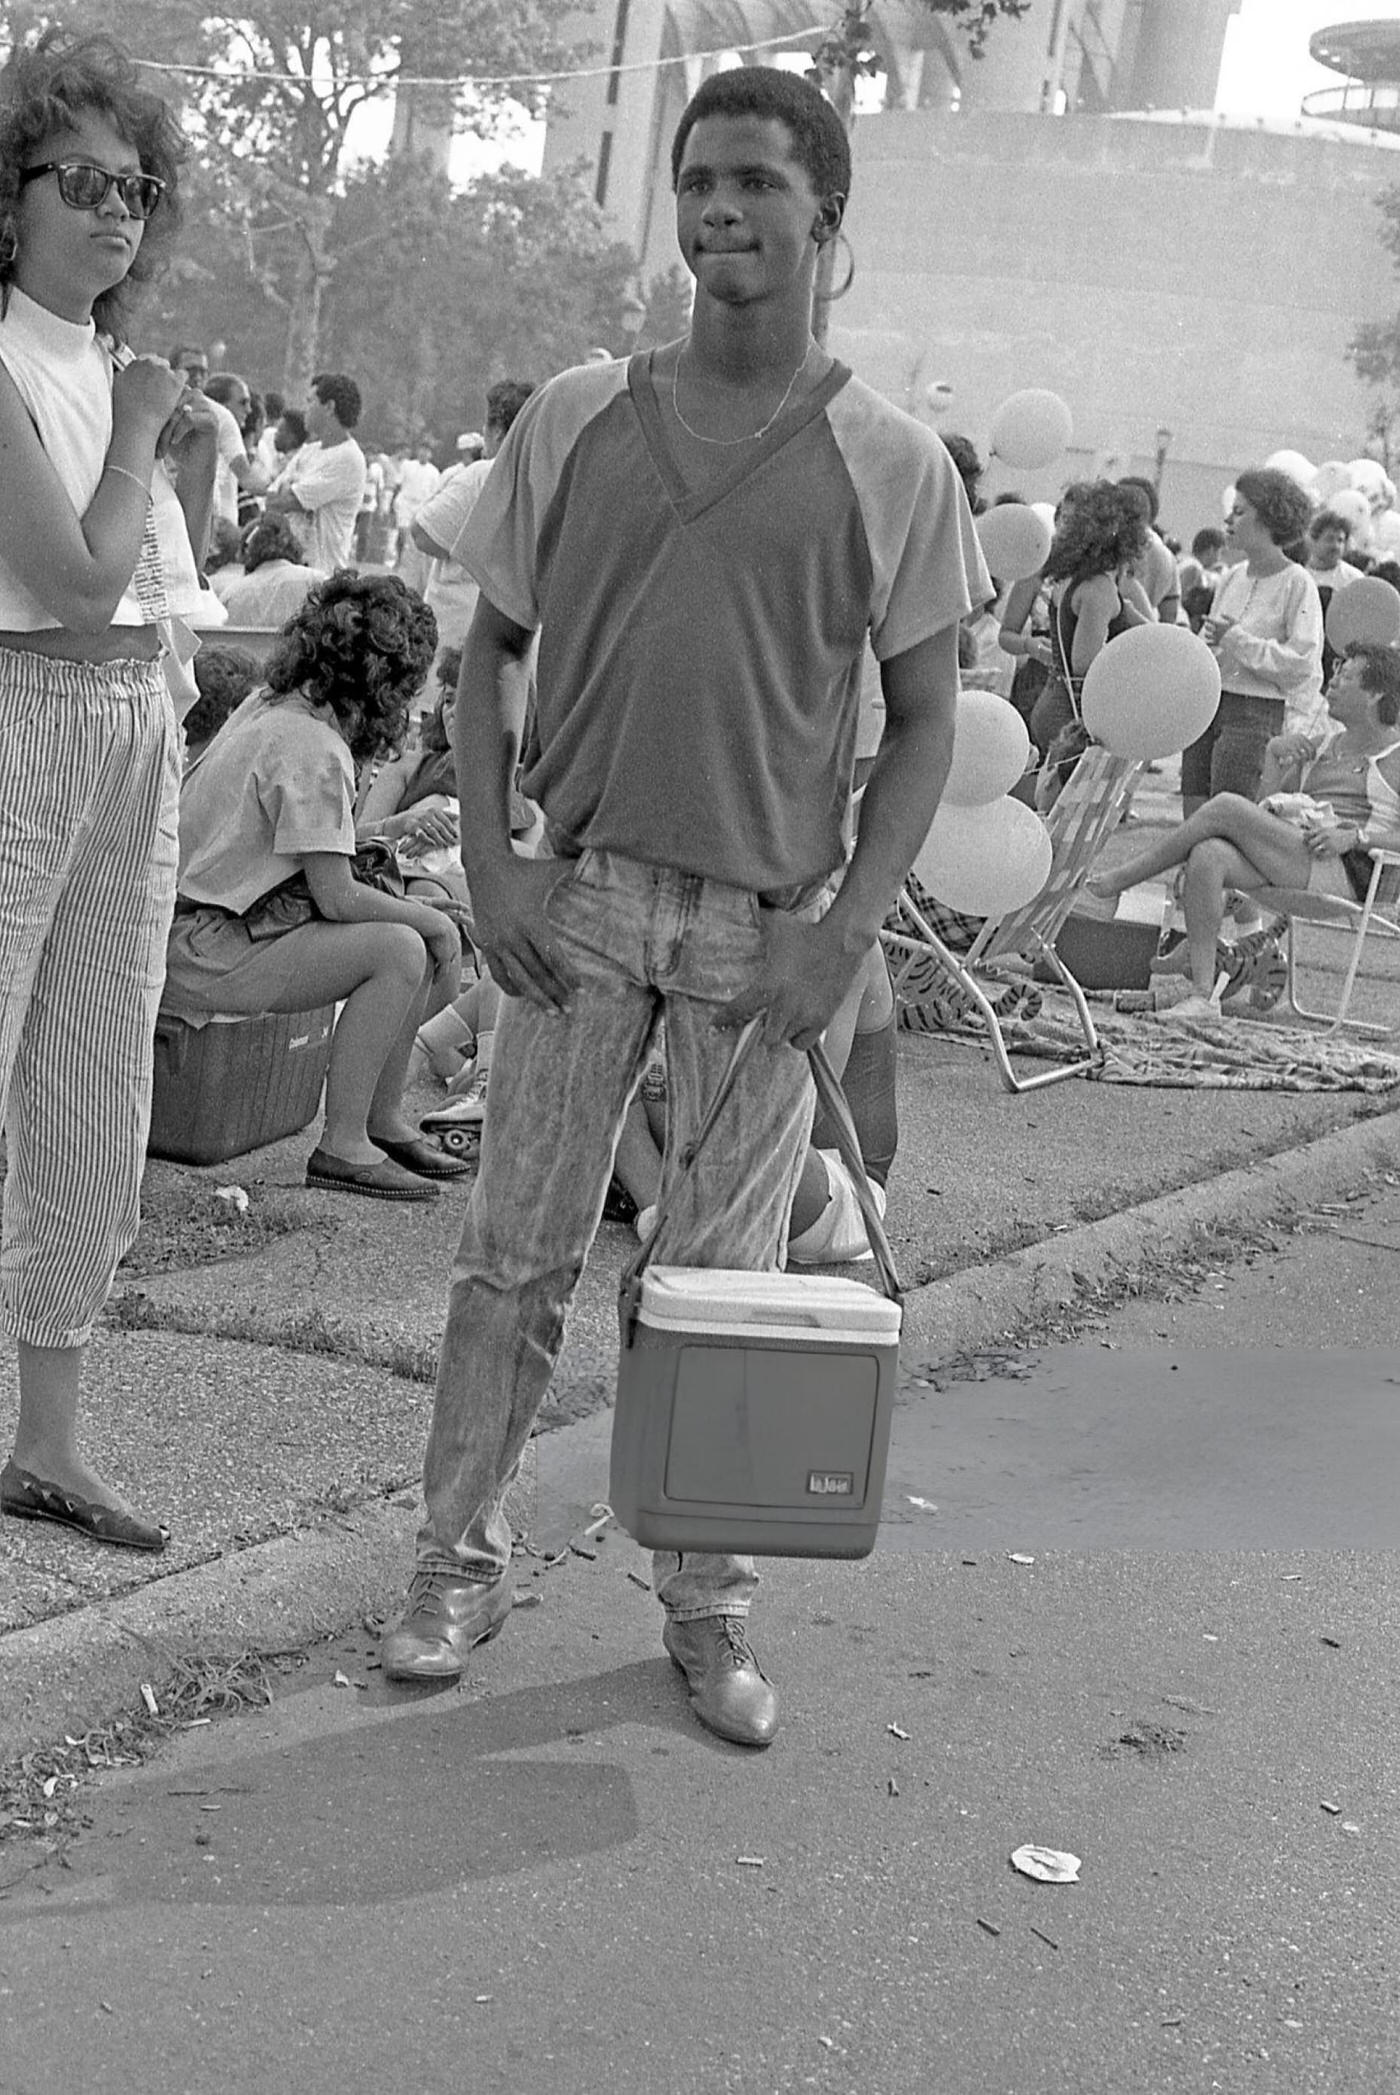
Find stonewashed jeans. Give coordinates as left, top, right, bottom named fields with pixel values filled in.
left=418, top=847, right=823, bottom=1620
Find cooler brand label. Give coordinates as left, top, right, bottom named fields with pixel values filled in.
left=807, top=1470, right=854, bottom=1496
left=289, top=1033, right=310, bottom=1050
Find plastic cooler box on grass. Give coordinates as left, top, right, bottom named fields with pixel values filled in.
left=611, top=1265, right=902, bottom=1559
left=148, top=1007, right=334, bottom=1165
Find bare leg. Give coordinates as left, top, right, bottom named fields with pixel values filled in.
left=1088, top=794, right=1312, bottom=900
left=10, top=1341, right=146, bottom=1512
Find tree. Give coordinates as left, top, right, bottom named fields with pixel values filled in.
left=320, top=158, right=637, bottom=446
left=26, top=0, right=595, bottom=393
left=809, top=0, right=1031, bottom=342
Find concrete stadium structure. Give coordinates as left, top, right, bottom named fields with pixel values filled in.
left=536, top=2, right=1400, bottom=538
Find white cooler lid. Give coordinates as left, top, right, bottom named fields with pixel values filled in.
left=637, top=1265, right=901, bottom=1339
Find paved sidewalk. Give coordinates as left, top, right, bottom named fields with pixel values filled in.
left=3, top=763, right=1400, bottom=1755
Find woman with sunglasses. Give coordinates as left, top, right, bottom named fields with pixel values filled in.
left=0, top=32, right=215, bottom=1552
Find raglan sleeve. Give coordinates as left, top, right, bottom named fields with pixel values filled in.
left=451, top=379, right=582, bottom=632
left=859, top=417, right=993, bottom=663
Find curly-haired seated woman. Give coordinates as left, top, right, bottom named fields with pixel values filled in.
left=162, top=572, right=471, bottom=1198
left=1088, top=643, right=1400, bottom=1020
left=1027, top=479, right=1152, bottom=758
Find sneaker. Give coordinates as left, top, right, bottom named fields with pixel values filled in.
left=662, top=1614, right=778, bottom=1747
left=443, top=1064, right=489, bottom=1119
left=1159, top=991, right=1223, bottom=1023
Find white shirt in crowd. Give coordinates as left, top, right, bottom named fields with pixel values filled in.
left=274, top=436, right=367, bottom=571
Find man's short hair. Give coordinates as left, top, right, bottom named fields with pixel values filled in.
left=311, top=371, right=362, bottom=429
left=1347, top=641, right=1400, bottom=725
left=670, top=64, right=851, bottom=203
left=1190, top=526, right=1225, bottom=559
left=1309, top=508, right=1351, bottom=541
left=170, top=342, right=206, bottom=371
left=485, top=379, right=538, bottom=437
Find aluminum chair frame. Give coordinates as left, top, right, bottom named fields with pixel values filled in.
left=881, top=749, right=1143, bottom=1093
left=1248, top=848, right=1400, bottom=1037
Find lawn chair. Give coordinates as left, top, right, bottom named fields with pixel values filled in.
left=881, top=747, right=1142, bottom=1093
left=1248, top=848, right=1400, bottom=1037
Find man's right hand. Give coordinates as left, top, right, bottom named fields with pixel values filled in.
left=469, top=857, right=579, bottom=1011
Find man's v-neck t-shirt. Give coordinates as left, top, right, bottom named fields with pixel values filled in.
left=455, top=351, right=988, bottom=892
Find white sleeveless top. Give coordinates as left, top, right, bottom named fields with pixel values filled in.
left=0, top=286, right=204, bottom=630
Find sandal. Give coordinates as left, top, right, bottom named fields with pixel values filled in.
left=1, top=1459, right=166, bottom=1552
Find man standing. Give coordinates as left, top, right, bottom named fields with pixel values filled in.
left=392, top=437, right=442, bottom=590
left=412, top=381, right=537, bottom=657
left=265, top=371, right=366, bottom=571
left=380, top=67, right=986, bottom=1747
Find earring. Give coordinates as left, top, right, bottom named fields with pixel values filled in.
left=815, top=229, right=855, bottom=302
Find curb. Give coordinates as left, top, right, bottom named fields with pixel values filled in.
left=4, top=1101, right=1399, bottom=1764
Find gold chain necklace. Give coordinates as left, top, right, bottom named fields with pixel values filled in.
left=670, top=343, right=813, bottom=446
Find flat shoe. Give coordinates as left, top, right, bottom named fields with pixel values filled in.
left=305, top=1148, right=440, bottom=1201
left=370, top=1134, right=474, bottom=1181
left=0, top=1459, right=166, bottom=1552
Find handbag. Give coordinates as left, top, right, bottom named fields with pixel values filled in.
left=240, top=839, right=407, bottom=942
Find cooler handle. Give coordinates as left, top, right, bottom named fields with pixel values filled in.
left=619, top=1018, right=903, bottom=1315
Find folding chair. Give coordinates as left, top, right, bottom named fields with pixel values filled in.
left=881, top=748, right=1142, bottom=1092
left=1248, top=848, right=1400, bottom=1037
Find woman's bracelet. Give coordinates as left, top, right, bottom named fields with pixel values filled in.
left=102, top=462, right=151, bottom=498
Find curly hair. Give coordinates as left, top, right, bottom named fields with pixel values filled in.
left=1347, top=641, right=1400, bottom=726
left=671, top=65, right=851, bottom=203
left=185, top=645, right=261, bottom=750
left=240, top=514, right=305, bottom=574
left=1233, top=468, right=1315, bottom=548
left=263, top=572, right=437, bottom=767
left=1042, top=480, right=1148, bottom=583
left=0, top=30, right=185, bottom=339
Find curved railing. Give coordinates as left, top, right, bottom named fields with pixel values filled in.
left=1302, top=81, right=1400, bottom=130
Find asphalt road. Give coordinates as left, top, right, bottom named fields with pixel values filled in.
left=2, top=1190, right=1397, bottom=2095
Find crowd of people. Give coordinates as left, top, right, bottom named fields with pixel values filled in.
left=0, top=28, right=1396, bottom=1752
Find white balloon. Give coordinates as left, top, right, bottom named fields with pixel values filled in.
left=944, top=690, right=1032, bottom=807
left=913, top=796, right=1053, bottom=917
left=989, top=389, right=1073, bottom=472
left=1221, top=482, right=1237, bottom=520
left=1348, top=458, right=1388, bottom=499
left=974, top=503, right=1053, bottom=583
left=1312, top=461, right=1354, bottom=500
left=1081, top=624, right=1221, bottom=760
left=1263, top=448, right=1316, bottom=489
left=1030, top=501, right=1057, bottom=532
left=1326, top=576, right=1400, bottom=650
left=1330, top=488, right=1372, bottom=533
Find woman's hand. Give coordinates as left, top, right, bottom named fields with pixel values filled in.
left=400, top=804, right=460, bottom=854
left=160, top=391, right=222, bottom=467
left=111, top=355, right=187, bottom=440
left=1304, top=820, right=1358, bottom=860
left=1202, top=612, right=1236, bottom=648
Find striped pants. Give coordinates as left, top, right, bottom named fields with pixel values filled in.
left=0, top=648, right=179, bottom=1348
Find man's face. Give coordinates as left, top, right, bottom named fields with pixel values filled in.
left=176, top=349, right=208, bottom=390
left=1311, top=525, right=1348, bottom=570
left=675, top=114, right=833, bottom=309
left=305, top=393, right=336, bottom=442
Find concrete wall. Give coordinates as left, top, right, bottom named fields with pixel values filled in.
left=830, top=110, right=1399, bottom=540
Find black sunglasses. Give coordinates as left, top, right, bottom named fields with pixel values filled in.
left=19, top=161, right=165, bottom=221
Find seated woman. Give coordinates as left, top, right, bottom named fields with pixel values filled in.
left=211, top=512, right=325, bottom=627
left=1087, top=642, right=1400, bottom=1020
left=356, top=645, right=469, bottom=911
left=162, top=573, right=470, bottom=1198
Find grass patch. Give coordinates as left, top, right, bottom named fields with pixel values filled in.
left=121, top=1172, right=311, bottom=1278
left=0, top=1647, right=304, bottom=1866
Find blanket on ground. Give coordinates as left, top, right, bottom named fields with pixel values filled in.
left=924, top=994, right=1400, bottom=1090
